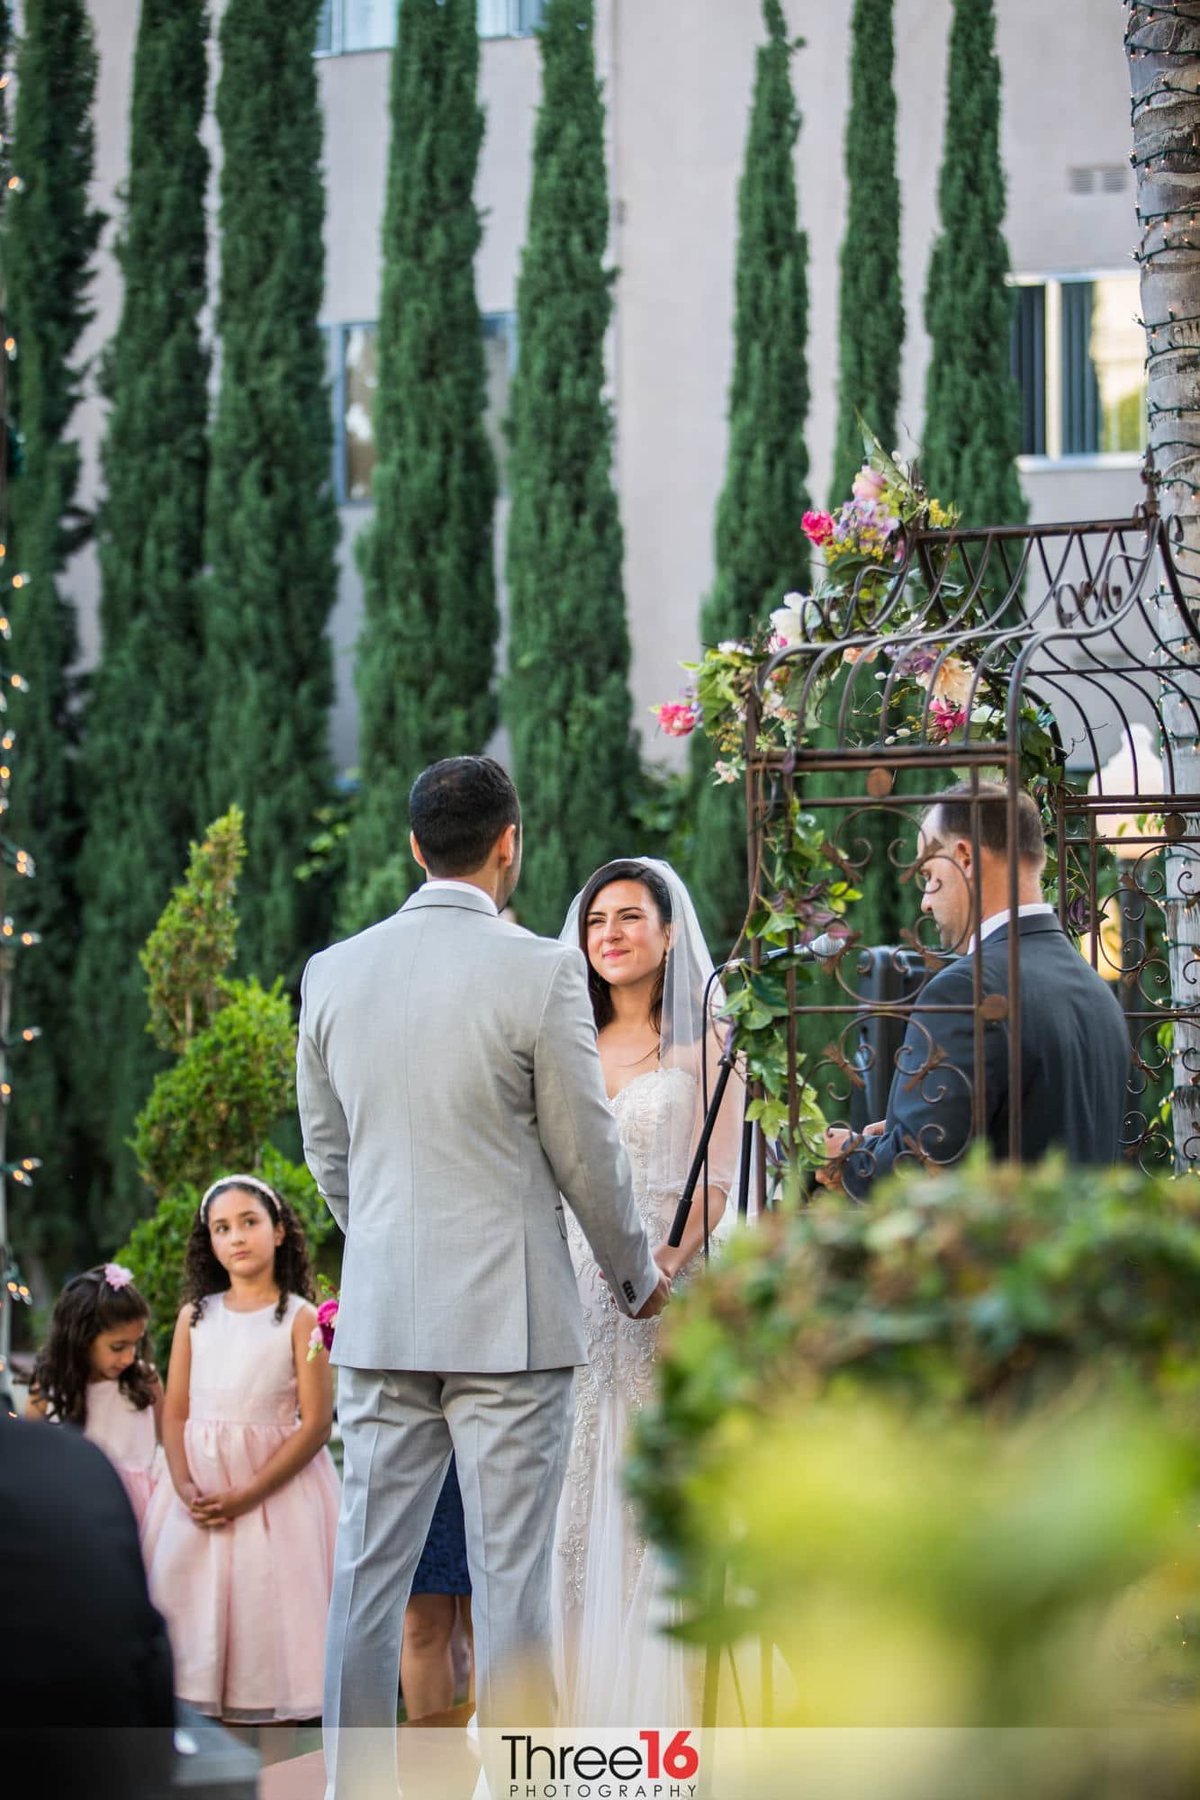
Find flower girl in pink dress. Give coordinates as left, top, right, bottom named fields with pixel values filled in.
left=142, top=1173, right=340, bottom=1722
left=26, top=1263, right=163, bottom=1530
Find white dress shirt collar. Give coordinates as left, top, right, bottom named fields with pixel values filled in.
left=419, top=877, right=499, bottom=916
left=968, top=901, right=1055, bottom=953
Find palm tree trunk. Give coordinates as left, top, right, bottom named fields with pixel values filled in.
left=1127, top=0, right=1200, bottom=1165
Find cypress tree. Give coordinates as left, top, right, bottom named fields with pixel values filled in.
left=343, top=0, right=497, bottom=931
left=204, top=0, right=338, bottom=981
left=829, top=0, right=903, bottom=506
left=690, top=0, right=810, bottom=953
left=921, top=0, right=1024, bottom=525
left=504, top=0, right=640, bottom=937
left=72, top=0, right=209, bottom=1245
left=823, top=0, right=906, bottom=970
left=4, top=0, right=102, bottom=1259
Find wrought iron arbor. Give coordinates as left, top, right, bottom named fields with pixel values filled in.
left=743, top=488, right=1200, bottom=1184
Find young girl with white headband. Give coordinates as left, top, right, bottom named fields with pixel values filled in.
left=26, top=1261, right=163, bottom=1532
left=141, top=1172, right=340, bottom=1725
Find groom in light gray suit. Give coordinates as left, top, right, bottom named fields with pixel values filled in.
left=298, top=755, right=668, bottom=1794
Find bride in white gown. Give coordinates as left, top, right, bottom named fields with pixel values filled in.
left=552, top=857, right=744, bottom=1726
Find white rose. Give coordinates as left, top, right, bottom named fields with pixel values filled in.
left=770, top=593, right=821, bottom=647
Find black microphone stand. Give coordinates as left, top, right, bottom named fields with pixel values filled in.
left=666, top=967, right=752, bottom=1253
left=666, top=1020, right=743, bottom=1250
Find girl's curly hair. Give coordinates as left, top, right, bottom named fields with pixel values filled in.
left=183, top=1175, right=315, bottom=1328
left=30, top=1267, right=155, bottom=1427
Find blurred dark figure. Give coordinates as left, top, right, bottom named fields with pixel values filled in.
left=0, top=1418, right=175, bottom=1798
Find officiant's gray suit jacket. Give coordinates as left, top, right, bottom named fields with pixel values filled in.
left=297, top=883, right=659, bottom=1373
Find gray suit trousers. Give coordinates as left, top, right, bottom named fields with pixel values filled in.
left=323, top=1364, right=574, bottom=1798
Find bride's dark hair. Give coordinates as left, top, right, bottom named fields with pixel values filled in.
left=576, top=859, right=673, bottom=1033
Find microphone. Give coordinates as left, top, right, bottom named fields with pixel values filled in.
left=728, top=932, right=847, bottom=970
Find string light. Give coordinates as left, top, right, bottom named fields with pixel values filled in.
left=0, top=39, right=39, bottom=1412
left=0, top=920, right=39, bottom=946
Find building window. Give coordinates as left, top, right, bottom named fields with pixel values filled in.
left=476, top=0, right=546, bottom=35
left=1011, top=274, right=1146, bottom=462
left=316, top=0, right=545, bottom=55
left=329, top=314, right=517, bottom=505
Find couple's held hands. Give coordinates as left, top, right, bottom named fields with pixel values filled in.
left=816, top=1120, right=885, bottom=1191
left=634, top=1246, right=675, bottom=1319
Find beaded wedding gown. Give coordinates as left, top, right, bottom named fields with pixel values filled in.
left=551, top=1064, right=701, bottom=1727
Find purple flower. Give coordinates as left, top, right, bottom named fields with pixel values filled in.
left=1066, top=894, right=1091, bottom=933
left=897, top=647, right=939, bottom=680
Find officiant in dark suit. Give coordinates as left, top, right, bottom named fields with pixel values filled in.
left=821, top=781, right=1131, bottom=1197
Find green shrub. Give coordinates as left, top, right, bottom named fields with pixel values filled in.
left=111, top=809, right=339, bottom=1368
left=629, top=1151, right=1200, bottom=1735
left=132, top=978, right=295, bottom=1198
left=665, top=1392, right=1200, bottom=1753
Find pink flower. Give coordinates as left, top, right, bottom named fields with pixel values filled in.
left=852, top=466, right=887, bottom=503
left=316, top=1297, right=339, bottom=1351
left=928, top=697, right=968, bottom=742
left=656, top=701, right=700, bottom=739
left=103, top=1262, right=135, bottom=1291
left=802, top=510, right=835, bottom=547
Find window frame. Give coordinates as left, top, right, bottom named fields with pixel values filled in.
left=315, top=0, right=544, bottom=58
left=326, top=312, right=518, bottom=508
left=1011, top=269, right=1147, bottom=472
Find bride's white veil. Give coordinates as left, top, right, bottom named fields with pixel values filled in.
left=560, top=856, right=747, bottom=1246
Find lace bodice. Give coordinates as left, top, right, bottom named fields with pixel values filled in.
left=562, top=1066, right=697, bottom=1340
left=609, top=1064, right=697, bottom=1230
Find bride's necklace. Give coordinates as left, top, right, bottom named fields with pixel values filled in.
left=610, top=1029, right=661, bottom=1070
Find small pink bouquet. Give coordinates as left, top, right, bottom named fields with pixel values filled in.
left=307, top=1276, right=340, bottom=1361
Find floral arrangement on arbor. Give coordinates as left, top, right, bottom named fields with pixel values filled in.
left=659, top=430, right=1071, bottom=1176
left=658, top=431, right=1061, bottom=786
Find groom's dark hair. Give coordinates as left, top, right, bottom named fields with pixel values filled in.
left=409, top=755, right=520, bottom=875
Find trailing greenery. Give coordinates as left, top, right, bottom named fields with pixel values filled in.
left=342, top=0, right=497, bottom=932
left=629, top=1155, right=1200, bottom=1736
left=204, top=0, right=338, bottom=981
left=921, top=0, right=1024, bottom=527
left=829, top=0, right=903, bottom=505
left=113, top=809, right=331, bottom=1367
left=690, top=0, right=810, bottom=954
left=4, top=0, right=103, bottom=1260
left=72, top=0, right=210, bottom=1240
left=503, top=0, right=640, bottom=937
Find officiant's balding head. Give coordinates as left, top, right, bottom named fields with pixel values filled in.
left=917, top=782, right=1046, bottom=952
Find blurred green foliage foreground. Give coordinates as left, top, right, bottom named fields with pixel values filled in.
left=630, top=1153, right=1200, bottom=1788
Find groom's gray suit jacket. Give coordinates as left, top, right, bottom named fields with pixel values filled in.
left=297, top=883, right=659, bottom=1373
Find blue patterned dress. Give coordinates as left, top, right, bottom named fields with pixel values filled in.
left=412, top=1455, right=471, bottom=1595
